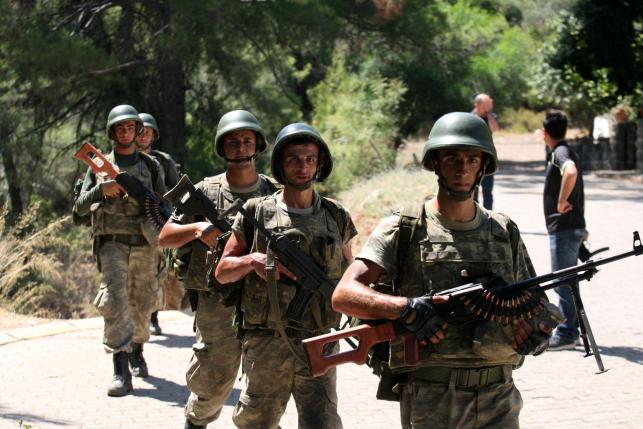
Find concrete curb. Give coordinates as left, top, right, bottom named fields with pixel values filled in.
left=0, top=309, right=194, bottom=346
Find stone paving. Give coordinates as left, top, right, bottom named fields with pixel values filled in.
left=2, top=136, right=643, bottom=429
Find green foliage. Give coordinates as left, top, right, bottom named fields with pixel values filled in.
left=310, top=52, right=406, bottom=194
left=500, top=108, right=544, bottom=133
left=534, top=2, right=643, bottom=125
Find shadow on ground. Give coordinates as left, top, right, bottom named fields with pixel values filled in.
left=0, top=408, right=72, bottom=427
left=149, top=333, right=194, bottom=349
left=135, top=375, right=190, bottom=406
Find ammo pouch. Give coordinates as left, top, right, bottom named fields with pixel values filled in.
left=375, top=364, right=408, bottom=402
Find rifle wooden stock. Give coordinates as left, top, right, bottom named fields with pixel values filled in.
left=302, top=321, right=418, bottom=377
left=74, top=142, right=120, bottom=178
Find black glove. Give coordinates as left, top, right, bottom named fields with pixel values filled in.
left=398, top=295, right=445, bottom=341
left=516, top=331, right=550, bottom=356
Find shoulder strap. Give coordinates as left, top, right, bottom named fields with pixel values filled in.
left=259, top=174, right=283, bottom=193
left=139, top=151, right=160, bottom=191
left=319, top=196, right=345, bottom=233
left=393, top=203, right=424, bottom=294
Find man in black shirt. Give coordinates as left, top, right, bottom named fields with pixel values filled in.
left=542, top=110, right=585, bottom=350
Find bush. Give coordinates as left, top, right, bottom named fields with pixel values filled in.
left=500, top=108, right=545, bottom=133
left=310, top=51, right=406, bottom=195
left=0, top=205, right=98, bottom=319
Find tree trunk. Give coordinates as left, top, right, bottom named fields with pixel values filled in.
left=158, top=57, right=186, bottom=163
left=0, top=141, right=24, bottom=220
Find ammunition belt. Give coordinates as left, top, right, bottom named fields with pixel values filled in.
left=412, top=365, right=512, bottom=389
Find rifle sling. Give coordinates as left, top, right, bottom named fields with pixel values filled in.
left=266, top=246, right=307, bottom=365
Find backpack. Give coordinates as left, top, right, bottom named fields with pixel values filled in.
left=365, top=204, right=424, bottom=401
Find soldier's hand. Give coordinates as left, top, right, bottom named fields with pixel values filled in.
left=400, top=295, right=448, bottom=344
left=100, top=180, right=126, bottom=198
left=248, top=252, right=297, bottom=282
left=194, top=222, right=222, bottom=248
left=512, top=319, right=552, bottom=356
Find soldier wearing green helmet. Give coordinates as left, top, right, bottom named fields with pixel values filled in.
left=159, top=110, right=280, bottom=429
left=73, top=104, right=166, bottom=397
left=332, top=112, right=561, bottom=429
left=134, top=112, right=181, bottom=337
left=215, top=122, right=357, bottom=429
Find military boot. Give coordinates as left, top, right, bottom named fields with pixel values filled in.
left=184, top=418, right=206, bottom=429
left=149, top=311, right=162, bottom=335
left=128, top=342, right=149, bottom=378
left=107, top=351, right=133, bottom=397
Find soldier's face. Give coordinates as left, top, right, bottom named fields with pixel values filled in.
left=135, top=127, right=155, bottom=152
left=223, top=130, right=257, bottom=163
left=282, top=143, right=319, bottom=187
left=436, top=148, right=483, bottom=192
left=113, top=120, right=138, bottom=145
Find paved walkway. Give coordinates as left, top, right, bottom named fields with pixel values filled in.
left=2, top=136, right=643, bottom=428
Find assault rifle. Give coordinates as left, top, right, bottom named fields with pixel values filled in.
left=303, top=231, right=643, bottom=377
left=163, top=174, right=235, bottom=281
left=221, top=198, right=336, bottom=323
left=74, top=142, right=171, bottom=230
left=163, top=174, right=231, bottom=234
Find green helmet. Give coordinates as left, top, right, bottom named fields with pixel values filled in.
left=138, top=113, right=160, bottom=140
left=422, top=112, right=497, bottom=175
left=106, top=104, right=143, bottom=140
left=214, top=110, right=267, bottom=157
left=272, top=122, right=333, bottom=185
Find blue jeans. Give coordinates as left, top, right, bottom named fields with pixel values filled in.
left=480, top=175, right=494, bottom=210
left=475, top=175, right=494, bottom=210
left=549, top=228, right=585, bottom=340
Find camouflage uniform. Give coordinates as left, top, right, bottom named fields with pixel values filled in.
left=73, top=151, right=166, bottom=352
left=230, top=192, right=356, bottom=429
left=358, top=201, right=552, bottom=429
left=175, top=173, right=279, bottom=427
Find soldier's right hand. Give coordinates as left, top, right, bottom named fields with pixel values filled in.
left=248, top=252, right=297, bottom=282
left=400, top=295, right=449, bottom=345
left=100, top=180, right=126, bottom=198
left=194, top=222, right=222, bottom=248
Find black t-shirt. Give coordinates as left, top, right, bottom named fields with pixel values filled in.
left=543, top=141, right=585, bottom=232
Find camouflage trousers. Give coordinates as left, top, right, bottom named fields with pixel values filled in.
left=93, top=241, right=159, bottom=353
left=185, top=291, right=241, bottom=426
left=233, top=333, right=342, bottom=429
left=399, top=374, right=522, bottom=429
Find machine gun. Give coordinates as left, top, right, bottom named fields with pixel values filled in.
left=74, top=142, right=171, bottom=230
left=221, top=198, right=336, bottom=323
left=303, top=231, right=643, bottom=377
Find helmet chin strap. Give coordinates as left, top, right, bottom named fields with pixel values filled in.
left=225, top=153, right=257, bottom=164
left=115, top=140, right=136, bottom=150
left=284, top=177, right=316, bottom=191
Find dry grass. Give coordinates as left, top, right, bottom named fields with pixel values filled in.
left=0, top=205, right=99, bottom=320
left=337, top=164, right=437, bottom=251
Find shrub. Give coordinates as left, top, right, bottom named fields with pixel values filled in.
left=0, top=205, right=98, bottom=319
left=310, top=52, right=406, bottom=195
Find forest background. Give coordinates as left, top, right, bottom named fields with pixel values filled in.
left=0, top=0, right=641, bottom=320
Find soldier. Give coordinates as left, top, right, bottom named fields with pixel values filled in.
left=158, top=110, right=280, bottom=429
left=331, top=112, right=560, bottom=429
left=135, top=112, right=181, bottom=336
left=72, top=104, right=166, bottom=397
left=215, top=123, right=356, bottom=429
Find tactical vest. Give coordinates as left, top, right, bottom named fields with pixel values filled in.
left=90, top=152, right=158, bottom=238
left=181, top=174, right=281, bottom=292
left=150, top=149, right=178, bottom=189
left=240, top=194, right=347, bottom=333
left=389, top=202, right=524, bottom=371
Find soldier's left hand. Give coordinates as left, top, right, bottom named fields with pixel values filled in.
left=512, top=319, right=552, bottom=355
